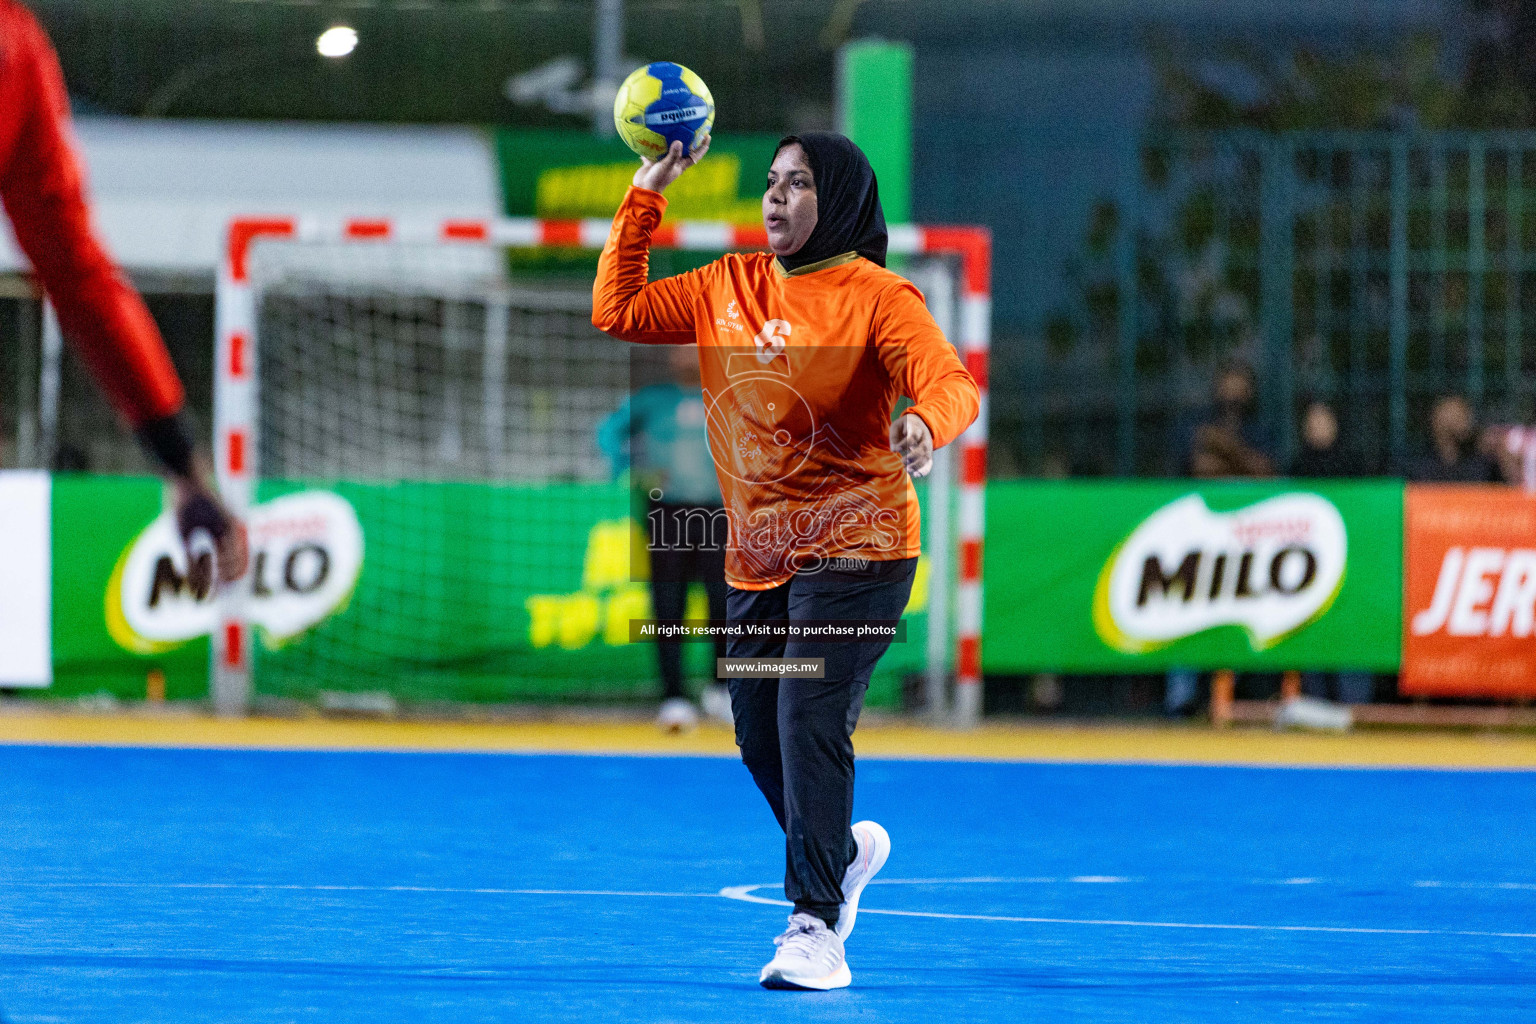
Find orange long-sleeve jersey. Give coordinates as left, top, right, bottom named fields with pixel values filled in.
left=593, top=185, right=980, bottom=590
left=0, top=1, right=183, bottom=428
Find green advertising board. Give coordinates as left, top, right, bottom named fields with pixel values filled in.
left=52, top=475, right=212, bottom=700
left=54, top=474, right=1410, bottom=698
left=983, top=480, right=1404, bottom=673
left=497, top=129, right=783, bottom=224
left=51, top=476, right=928, bottom=707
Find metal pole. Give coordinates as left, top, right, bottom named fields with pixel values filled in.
left=1312, top=162, right=1332, bottom=403
left=1389, top=140, right=1409, bottom=463
left=1507, top=149, right=1522, bottom=413
left=1431, top=146, right=1447, bottom=397
left=437, top=300, right=466, bottom=467
left=39, top=300, right=62, bottom=469
left=15, top=297, right=38, bottom=468
left=592, top=0, right=623, bottom=136
left=1349, top=149, right=1367, bottom=446
left=1469, top=140, right=1486, bottom=406
left=950, top=230, right=991, bottom=729
left=482, top=296, right=510, bottom=477
left=925, top=442, right=953, bottom=720
left=923, top=265, right=956, bottom=721
left=1114, top=167, right=1139, bottom=475
left=1259, top=140, right=1296, bottom=467
left=213, top=220, right=267, bottom=717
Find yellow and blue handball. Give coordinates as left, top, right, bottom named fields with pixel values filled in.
left=613, top=61, right=715, bottom=159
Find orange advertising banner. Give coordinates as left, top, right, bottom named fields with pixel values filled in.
left=1402, top=485, right=1536, bottom=697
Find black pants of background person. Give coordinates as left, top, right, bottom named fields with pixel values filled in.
left=726, top=557, right=917, bottom=928
left=647, top=500, right=728, bottom=701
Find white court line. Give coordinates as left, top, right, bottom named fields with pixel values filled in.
left=1414, top=880, right=1536, bottom=890
left=718, top=884, right=786, bottom=906
left=865, top=876, right=1136, bottom=885
left=715, top=883, right=1536, bottom=940
left=867, top=876, right=1061, bottom=885
left=6, top=878, right=1536, bottom=940
left=7, top=876, right=1536, bottom=894
left=0, top=881, right=712, bottom=898
left=0, top=877, right=1097, bottom=893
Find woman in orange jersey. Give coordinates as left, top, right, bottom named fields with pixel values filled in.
left=593, top=132, right=979, bottom=991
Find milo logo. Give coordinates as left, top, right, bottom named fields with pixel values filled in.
left=1093, top=493, right=1347, bottom=653
left=107, top=490, right=364, bottom=653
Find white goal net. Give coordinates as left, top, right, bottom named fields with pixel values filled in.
left=213, top=217, right=981, bottom=719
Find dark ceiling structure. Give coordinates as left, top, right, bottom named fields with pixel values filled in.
left=31, top=0, right=856, bottom=129
left=28, top=1, right=1449, bottom=127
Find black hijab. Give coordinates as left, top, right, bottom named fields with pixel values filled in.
left=773, top=131, right=888, bottom=271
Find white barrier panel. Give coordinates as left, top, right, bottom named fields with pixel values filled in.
left=0, top=471, right=51, bottom=686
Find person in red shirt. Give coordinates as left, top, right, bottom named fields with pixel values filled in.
left=595, top=132, right=978, bottom=990
left=0, top=1, right=244, bottom=586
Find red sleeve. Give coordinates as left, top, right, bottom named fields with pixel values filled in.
left=591, top=186, right=711, bottom=344
left=1, top=9, right=183, bottom=426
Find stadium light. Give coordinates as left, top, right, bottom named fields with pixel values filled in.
left=317, top=26, right=358, bottom=59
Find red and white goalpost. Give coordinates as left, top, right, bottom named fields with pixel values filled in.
left=214, top=214, right=990, bottom=723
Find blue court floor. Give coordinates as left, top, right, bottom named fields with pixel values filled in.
left=1, top=744, right=1534, bottom=1022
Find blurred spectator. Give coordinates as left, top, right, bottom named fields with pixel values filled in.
left=1288, top=398, right=1372, bottom=705
left=1188, top=360, right=1275, bottom=479
left=1290, top=399, right=1360, bottom=479
left=1400, top=395, right=1500, bottom=483
left=1167, top=359, right=1275, bottom=716
left=1482, top=423, right=1536, bottom=493
left=598, top=347, right=731, bottom=732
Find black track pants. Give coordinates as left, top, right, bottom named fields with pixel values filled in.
left=725, top=557, right=917, bottom=927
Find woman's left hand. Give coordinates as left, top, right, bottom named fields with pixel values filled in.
left=890, top=413, right=933, bottom=479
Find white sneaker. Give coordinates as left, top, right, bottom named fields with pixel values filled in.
left=656, top=697, right=698, bottom=733
left=758, top=912, right=851, bottom=990
left=1274, top=695, right=1353, bottom=733
left=836, top=820, right=890, bottom=940
left=700, top=683, right=733, bottom=726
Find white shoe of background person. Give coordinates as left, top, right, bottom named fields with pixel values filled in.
left=836, top=820, right=891, bottom=940
left=700, top=683, right=733, bottom=726
left=758, top=913, right=852, bottom=990
left=656, top=697, right=698, bottom=733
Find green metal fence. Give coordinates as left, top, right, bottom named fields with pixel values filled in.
left=1033, top=131, right=1536, bottom=477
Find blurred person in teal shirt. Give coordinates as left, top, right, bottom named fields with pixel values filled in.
left=598, top=347, right=730, bottom=731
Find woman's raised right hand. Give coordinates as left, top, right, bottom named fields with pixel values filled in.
left=632, top=136, right=710, bottom=194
